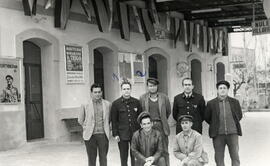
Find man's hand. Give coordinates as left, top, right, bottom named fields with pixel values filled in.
left=145, top=156, right=155, bottom=165
left=182, top=157, right=190, bottom=166
left=144, top=161, right=153, bottom=166
left=114, top=136, right=120, bottom=142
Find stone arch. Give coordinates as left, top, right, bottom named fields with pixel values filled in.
left=87, top=38, right=119, bottom=102
left=144, top=47, right=171, bottom=96
left=16, top=28, right=61, bottom=142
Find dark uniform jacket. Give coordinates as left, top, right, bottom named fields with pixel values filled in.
left=172, top=92, right=205, bottom=134
left=204, top=96, right=243, bottom=138
left=131, top=128, right=163, bottom=166
left=111, top=96, right=142, bottom=140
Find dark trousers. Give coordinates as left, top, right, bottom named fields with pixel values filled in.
left=153, top=121, right=170, bottom=166
left=84, top=134, right=109, bottom=166
left=118, top=140, right=135, bottom=166
left=213, top=134, right=240, bottom=166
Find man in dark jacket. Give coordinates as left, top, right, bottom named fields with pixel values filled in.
left=173, top=78, right=205, bottom=134
left=205, top=80, right=243, bottom=166
left=111, top=81, right=142, bottom=166
left=131, top=112, right=165, bottom=166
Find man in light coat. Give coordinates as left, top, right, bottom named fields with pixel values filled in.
left=78, top=83, right=111, bottom=166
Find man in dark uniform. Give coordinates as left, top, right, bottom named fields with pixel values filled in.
left=173, top=77, right=205, bottom=134
left=111, top=81, right=142, bottom=166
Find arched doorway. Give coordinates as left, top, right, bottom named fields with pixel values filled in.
left=148, top=54, right=168, bottom=94
left=191, top=59, right=202, bottom=94
left=216, top=62, right=225, bottom=82
left=23, top=41, right=44, bottom=140
left=16, top=29, right=61, bottom=142
left=88, top=39, right=119, bottom=102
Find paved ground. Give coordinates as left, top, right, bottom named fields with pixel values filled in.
left=0, top=112, right=270, bottom=166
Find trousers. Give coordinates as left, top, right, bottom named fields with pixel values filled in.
left=84, top=134, right=109, bottom=166
left=118, top=139, right=135, bottom=166
left=213, top=134, right=240, bottom=166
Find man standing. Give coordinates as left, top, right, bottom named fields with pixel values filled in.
left=78, top=84, right=111, bottom=166
left=205, top=80, right=243, bottom=166
left=140, top=78, right=171, bottom=166
left=111, top=81, right=142, bottom=166
left=1, top=75, right=21, bottom=103
left=131, top=112, right=166, bottom=166
left=172, top=78, right=205, bottom=134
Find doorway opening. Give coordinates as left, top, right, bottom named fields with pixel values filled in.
left=216, top=62, right=225, bottom=82
left=148, top=54, right=168, bottom=94
left=94, top=49, right=105, bottom=98
left=23, top=41, right=44, bottom=141
left=191, top=59, right=202, bottom=94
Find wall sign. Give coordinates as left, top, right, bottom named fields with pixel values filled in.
left=65, top=45, right=84, bottom=84
left=252, top=19, right=270, bottom=36
left=0, top=58, right=21, bottom=104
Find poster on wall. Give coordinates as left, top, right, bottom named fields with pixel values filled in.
left=0, top=58, right=21, bottom=104
left=118, top=52, right=132, bottom=82
left=65, top=45, right=84, bottom=84
left=133, top=54, right=145, bottom=83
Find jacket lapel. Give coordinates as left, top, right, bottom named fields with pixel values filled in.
left=89, top=99, right=95, bottom=118
left=145, top=93, right=149, bottom=112
left=102, top=99, right=106, bottom=119
left=158, top=93, right=162, bottom=115
left=214, top=97, right=220, bottom=117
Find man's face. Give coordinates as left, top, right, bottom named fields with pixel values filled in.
left=121, top=84, right=131, bottom=98
left=181, top=120, right=193, bottom=132
left=182, top=79, right=194, bottom=94
left=140, top=118, right=153, bottom=132
left=6, top=77, right=13, bottom=85
left=147, top=82, right=158, bottom=94
left=217, top=85, right=229, bottom=97
left=91, top=87, right=102, bottom=100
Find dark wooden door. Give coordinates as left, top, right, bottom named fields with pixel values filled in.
left=191, top=59, right=202, bottom=95
left=25, top=64, right=44, bottom=140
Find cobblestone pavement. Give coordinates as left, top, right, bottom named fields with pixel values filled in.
left=0, top=112, right=270, bottom=166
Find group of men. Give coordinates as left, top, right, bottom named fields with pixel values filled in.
left=78, top=77, right=243, bottom=166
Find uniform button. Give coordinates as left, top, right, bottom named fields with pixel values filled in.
left=187, top=101, right=189, bottom=103
left=128, top=110, right=130, bottom=112
left=128, top=114, right=131, bottom=116
left=187, top=112, right=190, bottom=114
left=129, top=119, right=131, bottom=121
left=187, top=107, right=190, bottom=109
left=127, top=105, right=130, bottom=108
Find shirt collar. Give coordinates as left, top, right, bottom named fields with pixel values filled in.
left=183, top=130, right=193, bottom=137
left=121, top=96, right=131, bottom=103
left=92, top=98, right=102, bottom=103
left=182, top=93, right=194, bottom=99
left=218, top=96, right=228, bottom=102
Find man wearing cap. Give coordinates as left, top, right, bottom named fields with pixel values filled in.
left=111, top=81, right=142, bottom=166
left=131, top=112, right=166, bottom=166
left=173, top=115, right=208, bottom=166
left=78, top=83, right=111, bottom=166
left=205, top=80, right=243, bottom=166
left=140, top=77, right=171, bottom=166
left=173, top=78, right=205, bottom=134
left=1, top=75, right=21, bottom=103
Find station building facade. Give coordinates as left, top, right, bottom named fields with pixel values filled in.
left=0, top=1, right=229, bottom=150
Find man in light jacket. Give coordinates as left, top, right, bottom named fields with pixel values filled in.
left=78, top=83, right=111, bottom=166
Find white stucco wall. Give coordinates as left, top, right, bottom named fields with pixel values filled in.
left=0, top=3, right=229, bottom=150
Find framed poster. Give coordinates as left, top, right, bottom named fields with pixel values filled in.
left=65, top=45, right=84, bottom=84
left=133, top=54, right=145, bottom=83
left=118, top=52, right=132, bottom=82
left=0, top=58, right=21, bottom=104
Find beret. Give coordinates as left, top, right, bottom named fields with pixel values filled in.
left=147, top=77, right=159, bottom=85
left=5, top=75, right=13, bottom=80
left=216, top=80, right=230, bottom=89
left=137, top=112, right=151, bottom=124
left=178, top=115, right=193, bottom=122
